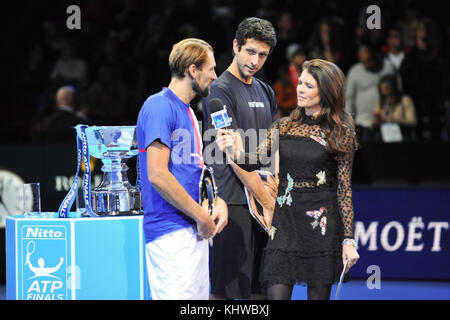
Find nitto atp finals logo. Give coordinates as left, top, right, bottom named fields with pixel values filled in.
left=21, top=225, right=68, bottom=300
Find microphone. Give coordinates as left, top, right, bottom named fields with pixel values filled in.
left=209, top=98, right=232, bottom=129
left=208, top=98, right=234, bottom=157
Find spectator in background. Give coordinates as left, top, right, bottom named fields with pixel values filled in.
left=372, top=74, right=417, bottom=141
left=133, top=15, right=171, bottom=105
left=50, top=41, right=88, bottom=89
left=36, top=86, right=85, bottom=143
left=41, top=20, right=66, bottom=57
left=308, top=18, right=342, bottom=67
left=346, top=44, right=393, bottom=143
left=88, top=63, right=129, bottom=124
left=265, top=11, right=298, bottom=85
left=272, top=44, right=307, bottom=117
left=383, top=26, right=406, bottom=90
left=74, top=91, right=92, bottom=124
left=401, top=17, right=444, bottom=140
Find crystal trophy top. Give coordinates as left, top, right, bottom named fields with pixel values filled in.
left=81, top=126, right=142, bottom=216
left=84, top=126, right=138, bottom=160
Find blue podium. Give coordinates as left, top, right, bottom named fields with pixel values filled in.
left=6, top=215, right=150, bottom=300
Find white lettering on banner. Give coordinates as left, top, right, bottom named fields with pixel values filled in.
left=406, top=217, right=424, bottom=251
left=22, top=226, right=67, bottom=300
left=25, top=228, right=63, bottom=238
left=428, top=222, right=449, bottom=252
left=355, top=221, right=379, bottom=250
left=28, top=280, right=63, bottom=293
left=55, top=175, right=102, bottom=192
left=27, top=280, right=64, bottom=300
left=380, top=221, right=404, bottom=252
left=355, top=218, right=448, bottom=252
left=55, top=175, right=76, bottom=192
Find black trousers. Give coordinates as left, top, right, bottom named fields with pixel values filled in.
left=209, top=204, right=268, bottom=299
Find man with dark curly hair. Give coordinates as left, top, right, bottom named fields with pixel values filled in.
left=202, top=17, right=278, bottom=300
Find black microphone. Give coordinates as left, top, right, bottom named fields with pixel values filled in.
left=209, top=98, right=225, bottom=115
left=208, top=98, right=234, bottom=156
left=209, top=98, right=231, bottom=129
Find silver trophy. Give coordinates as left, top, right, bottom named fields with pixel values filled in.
left=84, top=126, right=142, bottom=216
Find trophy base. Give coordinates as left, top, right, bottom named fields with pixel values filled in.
left=95, top=210, right=143, bottom=217
left=91, top=188, right=142, bottom=217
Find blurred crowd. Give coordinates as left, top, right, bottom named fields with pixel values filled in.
left=3, top=0, right=449, bottom=144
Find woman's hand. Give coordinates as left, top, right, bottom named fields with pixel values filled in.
left=342, top=243, right=359, bottom=274
left=216, top=129, right=242, bottom=161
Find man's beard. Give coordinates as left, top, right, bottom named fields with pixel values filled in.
left=237, top=61, right=252, bottom=82
left=192, top=78, right=210, bottom=98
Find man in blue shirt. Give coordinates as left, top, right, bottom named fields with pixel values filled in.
left=137, top=38, right=228, bottom=300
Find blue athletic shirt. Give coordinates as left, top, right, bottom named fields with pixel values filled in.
left=137, top=88, right=204, bottom=243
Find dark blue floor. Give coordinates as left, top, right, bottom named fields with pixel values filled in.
left=2, top=280, right=450, bottom=300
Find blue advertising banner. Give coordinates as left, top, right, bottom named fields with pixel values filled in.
left=351, top=188, right=450, bottom=280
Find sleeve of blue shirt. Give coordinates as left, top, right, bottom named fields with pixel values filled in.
left=140, top=95, right=175, bottom=150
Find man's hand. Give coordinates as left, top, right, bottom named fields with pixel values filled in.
left=196, top=207, right=216, bottom=240
left=210, top=197, right=228, bottom=236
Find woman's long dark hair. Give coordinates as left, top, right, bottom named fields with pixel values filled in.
left=378, top=74, right=402, bottom=108
left=308, top=18, right=340, bottom=55
left=287, top=59, right=357, bottom=154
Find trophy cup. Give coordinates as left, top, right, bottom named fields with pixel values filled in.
left=84, top=126, right=142, bottom=216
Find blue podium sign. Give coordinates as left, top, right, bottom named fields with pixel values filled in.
left=20, top=224, right=68, bottom=300
left=6, top=215, right=150, bottom=300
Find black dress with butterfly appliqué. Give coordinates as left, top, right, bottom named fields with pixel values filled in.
left=246, top=115, right=356, bottom=286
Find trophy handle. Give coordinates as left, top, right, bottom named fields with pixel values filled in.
left=199, top=167, right=218, bottom=215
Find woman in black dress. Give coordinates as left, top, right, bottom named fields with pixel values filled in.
left=217, top=59, right=359, bottom=300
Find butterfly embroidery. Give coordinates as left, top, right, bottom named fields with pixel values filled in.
left=316, top=170, right=326, bottom=186
left=305, top=207, right=327, bottom=236
left=277, top=173, right=294, bottom=207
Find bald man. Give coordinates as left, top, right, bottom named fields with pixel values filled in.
left=38, top=86, right=86, bottom=143
left=56, top=86, right=75, bottom=109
